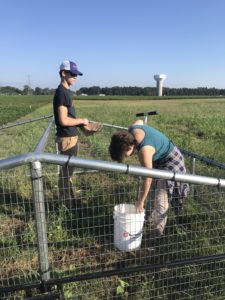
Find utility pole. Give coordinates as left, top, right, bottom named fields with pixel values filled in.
left=27, top=74, right=32, bottom=95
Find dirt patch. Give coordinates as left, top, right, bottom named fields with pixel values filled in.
left=0, top=217, right=25, bottom=235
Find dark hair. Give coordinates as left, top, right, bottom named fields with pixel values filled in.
left=59, top=70, right=64, bottom=77
left=59, top=70, right=75, bottom=78
left=109, top=130, right=135, bottom=162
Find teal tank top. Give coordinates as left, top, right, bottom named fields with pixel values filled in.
left=129, top=125, right=174, bottom=161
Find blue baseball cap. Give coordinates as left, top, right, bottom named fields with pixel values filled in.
left=59, top=60, right=83, bottom=76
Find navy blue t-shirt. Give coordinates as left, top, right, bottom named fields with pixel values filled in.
left=53, top=85, right=78, bottom=137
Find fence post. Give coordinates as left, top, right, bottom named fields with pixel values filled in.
left=30, top=160, right=50, bottom=283
left=192, top=157, right=196, bottom=175
left=191, top=157, right=196, bottom=198
left=136, top=113, right=149, bottom=202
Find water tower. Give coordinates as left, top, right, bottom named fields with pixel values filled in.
left=154, top=74, right=166, bottom=96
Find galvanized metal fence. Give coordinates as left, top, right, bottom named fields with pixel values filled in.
left=0, top=116, right=225, bottom=299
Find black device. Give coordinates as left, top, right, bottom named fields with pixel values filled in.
left=135, top=111, right=158, bottom=117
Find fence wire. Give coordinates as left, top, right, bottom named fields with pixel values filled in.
left=1, top=165, right=225, bottom=299
left=0, top=121, right=225, bottom=299
left=58, top=260, right=225, bottom=300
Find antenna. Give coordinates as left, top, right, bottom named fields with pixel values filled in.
left=27, top=74, right=32, bottom=95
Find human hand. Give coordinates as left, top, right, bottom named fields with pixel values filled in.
left=135, top=200, right=145, bottom=213
left=83, top=118, right=89, bottom=126
left=82, top=122, right=103, bottom=136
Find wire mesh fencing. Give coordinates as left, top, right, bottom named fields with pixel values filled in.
left=1, top=160, right=225, bottom=299
left=0, top=119, right=225, bottom=299
left=0, top=116, right=54, bottom=159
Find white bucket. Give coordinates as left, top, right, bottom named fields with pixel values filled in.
left=113, top=204, right=145, bottom=252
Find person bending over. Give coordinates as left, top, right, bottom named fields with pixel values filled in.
left=109, top=120, right=189, bottom=235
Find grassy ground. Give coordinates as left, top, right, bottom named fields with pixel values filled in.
left=1, top=95, right=225, bottom=161
left=75, top=97, right=225, bottom=162
left=0, top=96, right=225, bottom=299
left=0, top=95, right=51, bottom=125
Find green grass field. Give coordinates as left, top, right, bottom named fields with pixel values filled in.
left=76, top=97, right=225, bottom=162
left=0, top=95, right=225, bottom=299
left=0, top=95, right=51, bottom=125
left=0, top=95, right=225, bottom=161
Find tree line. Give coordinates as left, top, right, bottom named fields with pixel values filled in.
left=0, top=85, right=225, bottom=96
left=0, top=85, right=55, bottom=95
left=77, top=86, right=225, bottom=96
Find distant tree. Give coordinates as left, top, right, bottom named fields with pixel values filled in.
left=33, top=87, right=55, bottom=95
left=2, top=84, right=223, bottom=97
left=111, top=86, right=122, bottom=95
left=34, top=87, right=42, bottom=95
left=101, top=87, right=111, bottom=95
left=77, top=87, right=89, bottom=95
left=22, top=85, right=33, bottom=95
left=88, top=86, right=101, bottom=95
left=0, top=86, right=22, bottom=94
left=42, top=88, right=50, bottom=95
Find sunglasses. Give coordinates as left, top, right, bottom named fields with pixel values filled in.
left=65, top=71, right=77, bottom=78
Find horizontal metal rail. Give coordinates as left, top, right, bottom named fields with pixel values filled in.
left=43, top=252, right=225, bottom=286
left=1, top=115, right=225, bottom=171
left=180, top=148, right=225, bottom=170
left=0, top=152, right=225, bottom=187
left=89, top=120, right=127, bottom=130
left=2, top=114, right=225, bottom=170
left=1, top=117, right=225, bottom=297
left=34, top=117, right=54, bottom=153
left=0, top=114, right=53, bottom=130
left=90, top=121, right=225, bottom=170
left=2, top=252, right=225, bottom=294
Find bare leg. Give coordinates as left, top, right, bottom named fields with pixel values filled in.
left=149, top=180, right=168, bottom=235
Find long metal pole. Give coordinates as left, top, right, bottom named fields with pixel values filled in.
left=90, top=119, right=225, bottom=171
left=1, top=153, right=225, bottom=187
left=136, top=113, right=149, bottom=201
left=30, top=160, right=50, bottom=282
left=34, top=118, right=54, bottom=153
left=191, top=157, right=196, bottom=197
left=0, top=114, right=52, bottom=130
left=89, top=120, right=127, bottom=130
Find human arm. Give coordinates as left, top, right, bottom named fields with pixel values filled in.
left=135, top=145, right=155, bottom=212
left=132, top=119, right=144, bottom=125
left=128, top=119, right=144, bottom=131
left=58, top=105, right=89, bottom=127
left=80, top=122, right=103, bottom=136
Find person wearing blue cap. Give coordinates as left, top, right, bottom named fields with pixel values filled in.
left=53, top=60, right=102, bottom=207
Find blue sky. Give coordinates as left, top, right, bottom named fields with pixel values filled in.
left=1, top=0, right=225, bottom=91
